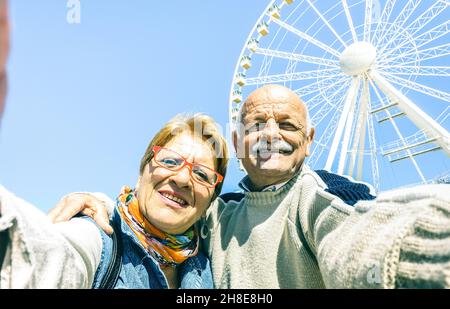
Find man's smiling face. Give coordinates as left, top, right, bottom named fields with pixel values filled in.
left=234, top=85, right=315, bottom=190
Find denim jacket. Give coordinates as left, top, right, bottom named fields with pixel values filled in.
left=90, top=208, right=213, bottom=289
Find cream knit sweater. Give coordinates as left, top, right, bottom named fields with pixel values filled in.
left=204, top=165, right=450, bottom=288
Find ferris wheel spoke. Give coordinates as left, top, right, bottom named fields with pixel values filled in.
left=270, top=18, right=342, bottom=58
left=372, top=0, right=396, bottom=45
left=303, top=77, right=349, bottom=111
left=310, top=81, right=349, bottom=126
left=254, top=48, right=339, bottom=67
left=294, top=74, right=342, bottom=97
left=412, top=20, right=450, bottom=48
left=377, top=1, right=448, bottom=57
left=308, top=106, right=343, bottom=168
left=379, top=20, right=450, bottom=63
left=375, top=0, right=422, bottom=49
left=364, top=0, right=373, bottom=42
left=308, top=75, right=349, bottom=105
left=305, top=0, right=347, bottom=48
left=341, top=0, right=358, bottom=43
left=243, top=68, right=341, bottom=86
left=378, top=65, right=450, bottom=77
left=382, top=72, right=450, bottom=102
left=380, top=42, right=450, bottom=67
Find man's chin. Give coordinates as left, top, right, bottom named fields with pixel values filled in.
left=255, top=155, right=288, bottom=172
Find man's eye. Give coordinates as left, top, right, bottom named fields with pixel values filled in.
left=246, top=122, right=265, bottom=133
left=279, top=122, right=297, bottom=131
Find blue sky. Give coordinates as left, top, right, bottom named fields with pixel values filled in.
left=1, top=1, right=449, bottom=212
left=0, top=0, right=267, bottom=211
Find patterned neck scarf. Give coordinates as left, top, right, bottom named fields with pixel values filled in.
left=117, top=186, right=199, bottom=268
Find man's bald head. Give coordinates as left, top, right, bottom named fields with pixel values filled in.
left=0, top=0, right=9, bottom=120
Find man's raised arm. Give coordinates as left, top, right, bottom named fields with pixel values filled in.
left=310, top=184, right=450, bottom=288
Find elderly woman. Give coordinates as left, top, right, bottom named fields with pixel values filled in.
left=0, top=113, right=228, bottom=288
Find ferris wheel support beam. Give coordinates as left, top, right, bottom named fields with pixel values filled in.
left=348, top=77, right=369, bottom=179
left=325, top=78, right=360, bottom=171
left=370, top=71, right=450, bottom=155
left=338, top=84, right=359, bottom=175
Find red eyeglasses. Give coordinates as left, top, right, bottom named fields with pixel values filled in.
left=152, top=146, right=224, bottom=188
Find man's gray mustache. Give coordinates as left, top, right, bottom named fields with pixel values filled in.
left=251, top=140, right=294, bottom=159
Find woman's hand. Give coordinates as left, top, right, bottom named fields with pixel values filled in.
left=48, top=193, right=114, bottom=235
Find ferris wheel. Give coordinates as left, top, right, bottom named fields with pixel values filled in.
left=229, top=0, right=450, bottom=191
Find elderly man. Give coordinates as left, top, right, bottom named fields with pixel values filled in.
left=205, top=84, right=377, bottom=288
left=51, top=82, right=450, bottom=288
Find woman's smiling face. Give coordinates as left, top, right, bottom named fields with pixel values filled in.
left=136, top=133, right=216, bottom=234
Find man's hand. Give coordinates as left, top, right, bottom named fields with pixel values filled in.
left=48, top=193, right=113, bottom=235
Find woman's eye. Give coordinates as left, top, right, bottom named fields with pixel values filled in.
left=160, top=158, right=179, bottom=166
left=194, top=169, right=210, bottom=182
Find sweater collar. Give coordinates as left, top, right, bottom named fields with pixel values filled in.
left=240, top=164, right=310, bottom=206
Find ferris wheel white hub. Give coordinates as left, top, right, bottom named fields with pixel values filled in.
left=339, top=42, right=377, bottom=76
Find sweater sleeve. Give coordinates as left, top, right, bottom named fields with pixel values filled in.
left=53, top=218, right=103, bottom=287
left=0, top=186, right=102, bottom=288
left=312, top=184, right=450, bottom=288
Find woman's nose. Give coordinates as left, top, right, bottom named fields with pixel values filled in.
left=170, top=165, right=192, bottom=188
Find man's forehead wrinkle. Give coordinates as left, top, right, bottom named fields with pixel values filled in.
left=241, top=85, right=307, bottom=125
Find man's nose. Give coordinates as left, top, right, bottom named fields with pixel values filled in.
left=260, top=118, right=280, bottom=142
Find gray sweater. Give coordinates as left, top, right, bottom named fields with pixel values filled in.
left=204, top=165, right=450, bottom=288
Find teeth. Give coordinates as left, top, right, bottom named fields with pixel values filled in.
left=162, top=193, right=187, bottom=205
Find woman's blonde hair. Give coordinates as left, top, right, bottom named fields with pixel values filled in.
left=139, top=113, right=229, bottom=200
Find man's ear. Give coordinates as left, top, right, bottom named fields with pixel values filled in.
left=232, top=130, right=246, bottom=160
left=305, top=127, right=315, bottom=157
left=232, top=130, right=238, bottom=153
